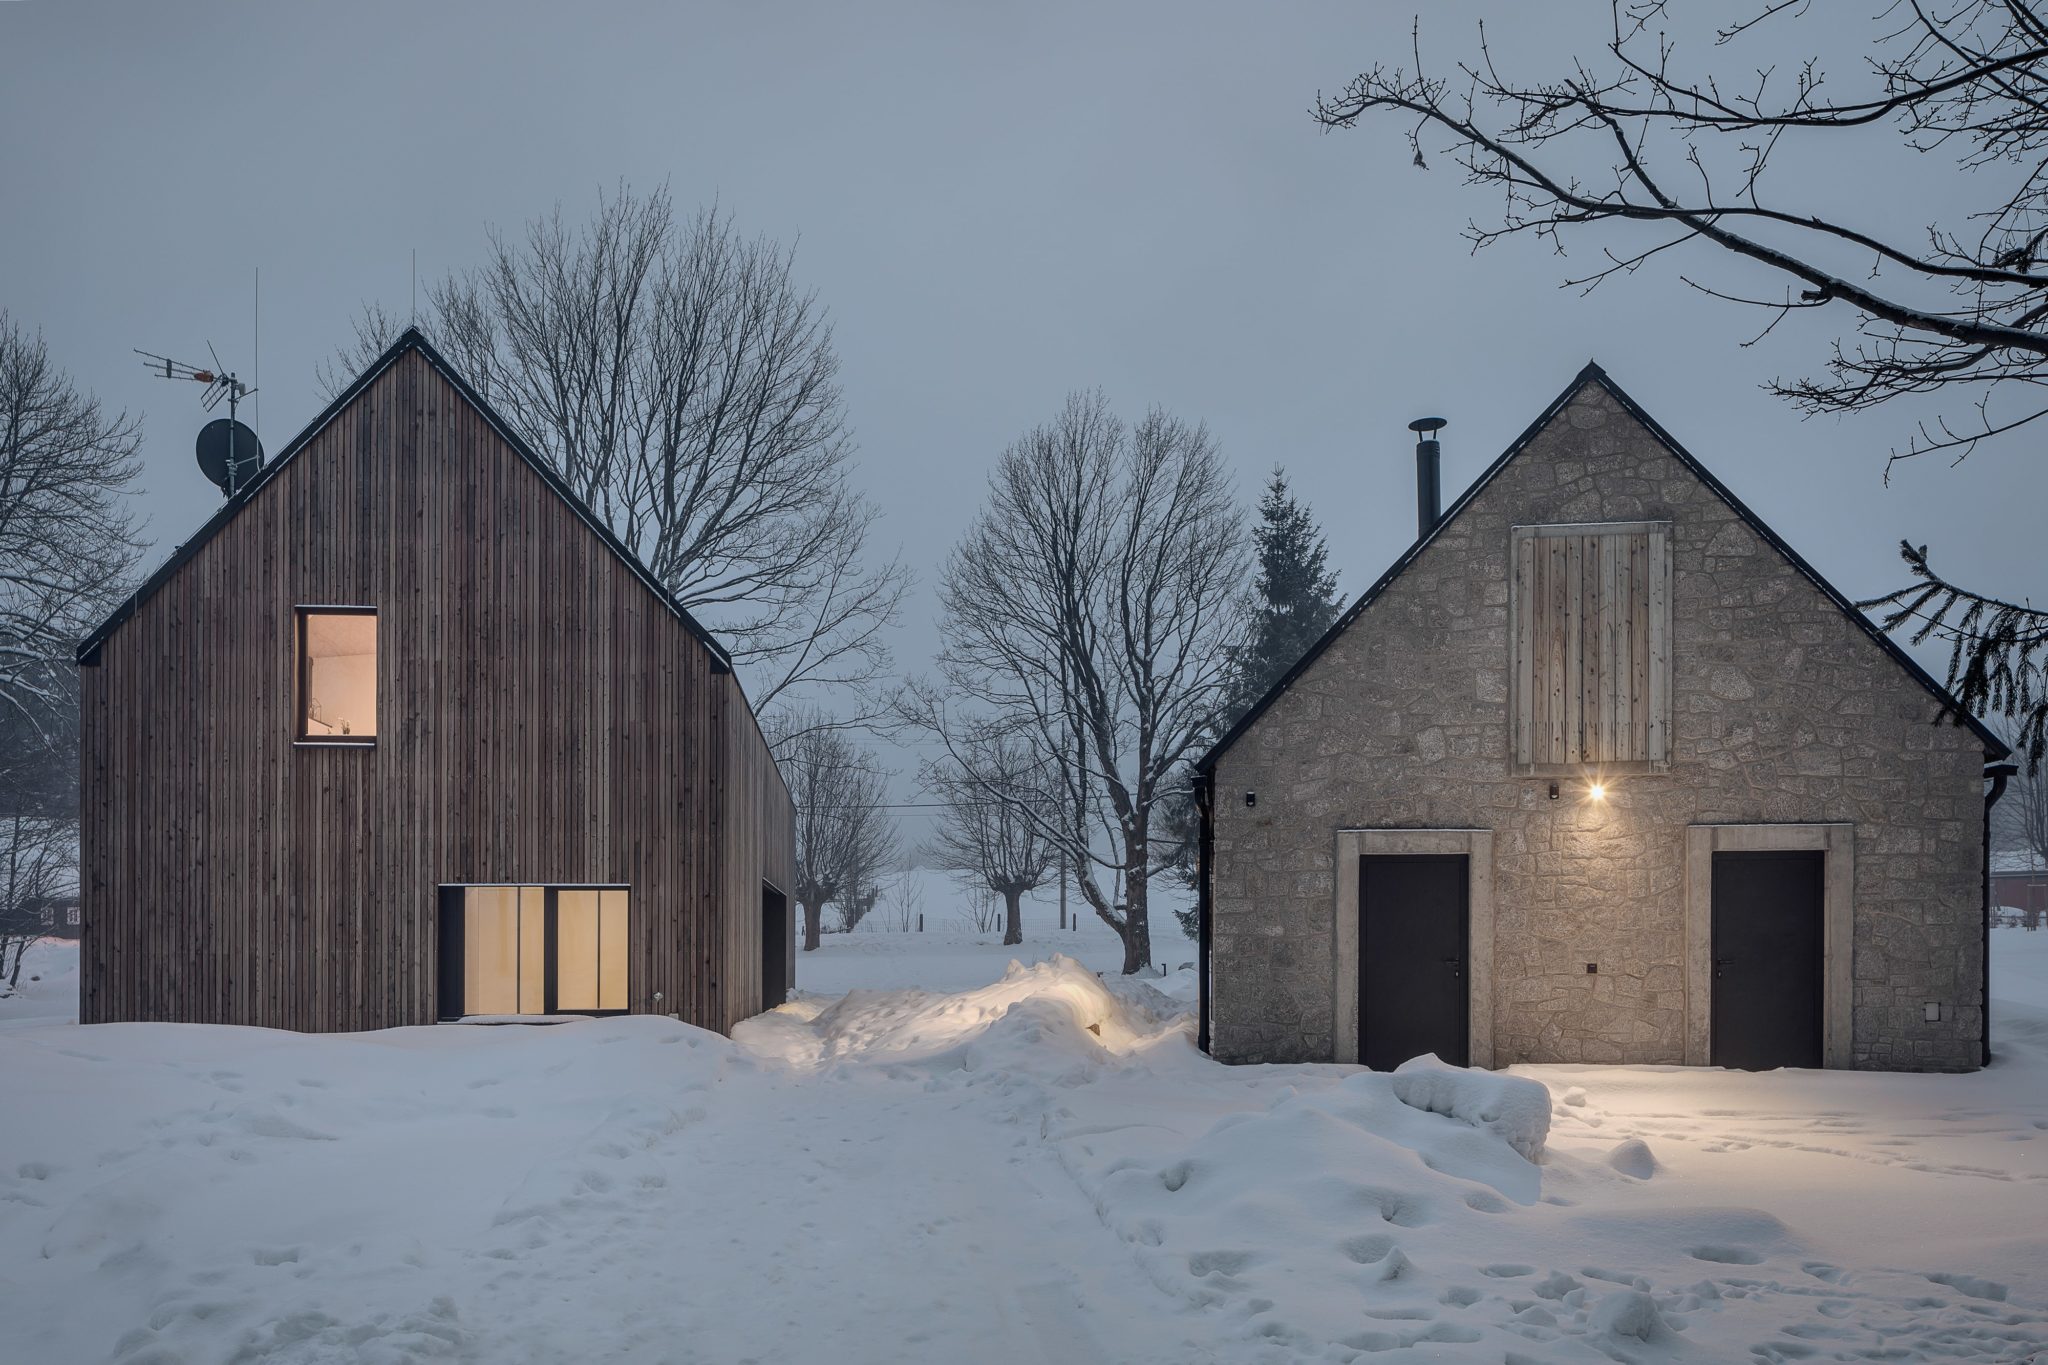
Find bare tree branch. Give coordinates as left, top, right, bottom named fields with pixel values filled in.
left=321, top=185, right=908, bottom=727
left=1318, top=2, right=2048, bottom=755
left=0, top=312, right=145, bottom=808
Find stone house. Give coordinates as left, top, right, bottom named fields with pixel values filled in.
left=1194, top=364, right=2011, bottom=1073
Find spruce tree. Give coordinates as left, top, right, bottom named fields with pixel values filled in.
left=1226, top=467, right=1343, bottom=726
left=1167, top=468, right=1343, bottom=939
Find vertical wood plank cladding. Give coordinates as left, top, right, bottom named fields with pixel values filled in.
left=78, top=348, right=792, bottom=1034
left=1511, top=523, right=1672, bottom=771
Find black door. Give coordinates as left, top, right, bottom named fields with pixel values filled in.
left=1360, top=855, right=1469, bottom=1070
left=761, top=884, right=789, bottom=1010
left=436, top=887, right=466, bottom=1020
left=1711, top=850, right=1825, bottom=1070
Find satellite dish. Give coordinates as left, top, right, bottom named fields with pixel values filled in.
left=196, top=418, right=263, bottom=494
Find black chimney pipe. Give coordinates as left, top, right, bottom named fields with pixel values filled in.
left=1409, top=416, right=1446, bottom=540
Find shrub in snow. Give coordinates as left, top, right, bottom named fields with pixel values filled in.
left=1389, top=1055, right=1551, bottom=1160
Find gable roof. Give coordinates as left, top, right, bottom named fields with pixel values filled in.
left=77, top=327, right=732, bottom=671
left=1198, top=362, right=2009, bottom=770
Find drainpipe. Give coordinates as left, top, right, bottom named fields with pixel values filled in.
left=1984, top=761, right=2018, bottom=1068
left=1196, top=770, right=1214, bottom=1056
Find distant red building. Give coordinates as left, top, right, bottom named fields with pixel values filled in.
left=1992, top=852, right=2048, bottom=926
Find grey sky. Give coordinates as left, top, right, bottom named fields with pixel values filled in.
left=4, top=2, right=2036, bottom=818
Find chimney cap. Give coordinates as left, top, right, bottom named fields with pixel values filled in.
left=1408, top=416, right=1447, bottom=435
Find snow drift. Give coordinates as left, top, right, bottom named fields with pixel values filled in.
left=1391, top=1051, right=1552, bottom=1159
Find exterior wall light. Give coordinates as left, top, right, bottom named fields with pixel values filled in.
left=1547, top=781, right=1559, bottom=800
left=1588, top=782, right=1607, bottom=801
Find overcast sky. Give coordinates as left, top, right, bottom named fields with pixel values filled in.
left=5, top=2, right=2038, bottom=832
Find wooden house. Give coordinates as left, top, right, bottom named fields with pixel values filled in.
left=1196, top=364, right=2010, bottom=1073
left=76, top=329, right=794, bottom=1033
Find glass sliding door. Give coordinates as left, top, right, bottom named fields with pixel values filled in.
left=599, top=890, right=629, bottom=1011
left=439, top=885, right=630, bottom=1020
left=518, top=887, right=546, bottom=1013
left=463, top=887, right=521, bottom=1016
left=555, top=890, right=601, bottom=1011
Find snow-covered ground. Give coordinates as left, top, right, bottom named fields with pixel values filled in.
left=1, top=928, right=2044, bottom=1363
left=0, top=936, right=81, bottom=1029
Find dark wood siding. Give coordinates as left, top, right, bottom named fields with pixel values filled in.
left=716, top=675, right=798, bottom=1033
left=78, top=347, right=793, bottom=1033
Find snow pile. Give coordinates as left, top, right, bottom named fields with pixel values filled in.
left=798, top=954, right=1184, bottom=1067
left=1391, top=1052, right=1552, bottom=1159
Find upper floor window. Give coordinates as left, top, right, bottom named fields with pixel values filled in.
left=1509, top=522, right=1670, bottom=773
left=298, top=607, right=377, bottom=742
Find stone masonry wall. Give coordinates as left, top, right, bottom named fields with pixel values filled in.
left=1210, top=381, right=1989, bottom=1071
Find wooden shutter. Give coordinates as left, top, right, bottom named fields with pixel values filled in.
left=1511, top=522, right=1670, bottom=771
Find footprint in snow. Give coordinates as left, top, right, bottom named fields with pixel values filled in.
left=1187, top=1250, right=1256, bottom=1278
left=1339, top=1233, right=1396, bottom=1265
left=1925, top=1271, right=2008, bottom=1301
left=1352, top=1184, right=1433, bottom=1226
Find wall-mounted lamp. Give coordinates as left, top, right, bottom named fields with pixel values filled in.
left=1244, top=790, right=1257, bottom=809
left=1588, top=782, right=1607, bottom=802
left=1547, top=782, right=1559, bottom=801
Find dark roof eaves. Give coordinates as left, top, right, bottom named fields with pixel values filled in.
left=1197, top=360, right=2007, bottom=769
left=76, top=327, right=735, bottom=673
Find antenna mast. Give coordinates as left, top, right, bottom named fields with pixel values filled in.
left=138, top=345, right=263, bottom=497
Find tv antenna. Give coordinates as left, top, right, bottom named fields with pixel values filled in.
left=138, top=345, right=264, bottom=497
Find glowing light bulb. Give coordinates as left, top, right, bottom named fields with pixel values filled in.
left=1588, top=783, right=1606, bottom=801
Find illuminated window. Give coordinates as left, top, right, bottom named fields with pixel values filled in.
left=298, top=608, right=377, bottom=741
left=441, top=886, right=630, bottom=1018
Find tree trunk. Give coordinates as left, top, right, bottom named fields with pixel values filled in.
left=1002, top=888, right=1023, bottom=946
left=801, top=899, right=823, bottom=952
left=1121, top=867, right=1150, bottom=975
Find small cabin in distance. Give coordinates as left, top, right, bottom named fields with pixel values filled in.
left=77, top=328, right=795, bottom=1033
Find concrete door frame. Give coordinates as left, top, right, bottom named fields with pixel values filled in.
left=1683, top=822, right=1854, bottom=1068
left=1333, top=828, right=1495, bottom=1069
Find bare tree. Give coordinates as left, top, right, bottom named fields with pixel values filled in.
left=879, top=865, right=924, bottom=933
left=925, top=735, right=1057, bottom=946
left=322, top=185, right=908, bottom=727
left=957, top=888, right=1002, bottom=936
left=1313, top=2, right=2048, bottom=758
left=0, top=313, right=144, bottom=786
left=909, top=391, right=1248, bottom=974
left=774, top=713, right=899, bottom=951
left=0, top=814, right=72, bottom=993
